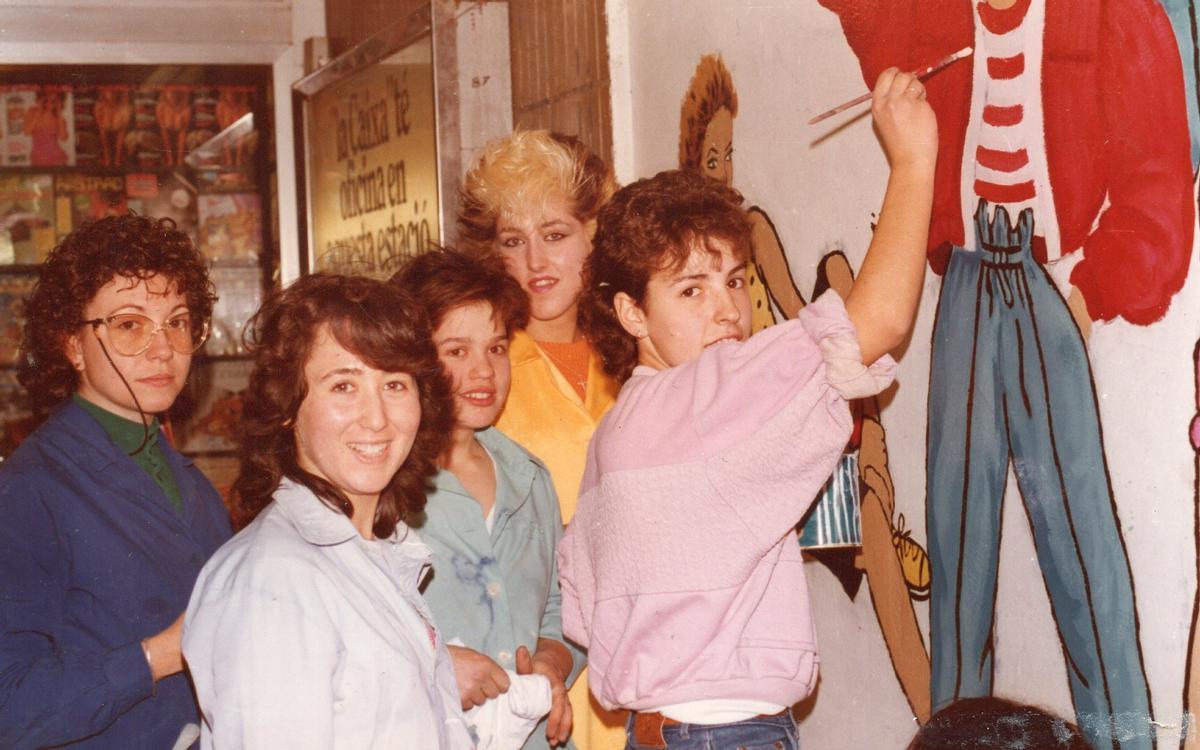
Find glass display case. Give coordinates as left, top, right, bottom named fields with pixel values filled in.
left=0, top=63, right=276, bottom=496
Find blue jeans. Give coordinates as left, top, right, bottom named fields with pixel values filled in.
left=624, top=712, right=799, bottom=750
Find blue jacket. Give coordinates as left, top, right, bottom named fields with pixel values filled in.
left=0, top=400, right=233, bottom=749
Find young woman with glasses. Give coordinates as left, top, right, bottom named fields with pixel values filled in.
left=0, top=213, right=232, bottom=750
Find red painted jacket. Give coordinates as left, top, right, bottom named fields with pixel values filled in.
left=819, top=0, right=1193, bottom=324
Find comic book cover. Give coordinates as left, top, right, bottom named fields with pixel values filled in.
left=126, top=171, right=199, bottom=243
left=0, top=174, right=56, bottom=264
left=198, top=193, right=261, bottom=263
left=54, top=173, right=127, bottom=238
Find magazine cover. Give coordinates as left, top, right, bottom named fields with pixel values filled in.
left=185, top=85, right=257, bottom=171
left=198, top=192, right=261, bottom=263
left=0, top=271, right=35, bottom=365
left=54, top=173, right=127, bottom=238
left=205, top=264, right=262, bottom=356
left=73, top=84, right=135, bottom=167
left=126, top=171, right=199, bottom=243
left=0, top=368, right=33, bottom=458
left=0, top=85, right=76, bottom=167
left=0, top=174, right=56, bottom=264
left=177, top=358, right=252, bottom=453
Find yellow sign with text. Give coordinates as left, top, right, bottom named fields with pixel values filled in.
left=309, top=53, right=439, bottom=279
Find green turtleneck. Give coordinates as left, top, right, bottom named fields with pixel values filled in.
left=73, top=394, right=184, bottom=515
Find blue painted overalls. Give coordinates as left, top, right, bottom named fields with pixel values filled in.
left=926, top=200, right=1153, bottom=750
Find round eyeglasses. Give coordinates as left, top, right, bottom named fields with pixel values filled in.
left=80, top=313, right=210, bottom=357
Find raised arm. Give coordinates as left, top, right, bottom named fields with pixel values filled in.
left=844, top=68, right=938, bottom=364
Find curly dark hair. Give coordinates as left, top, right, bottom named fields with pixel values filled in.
left=457, top=130, right=616, bottom=258
left=580, top=170, right=751, bottom=383
left=907, top=697, right=1087, bottom=750
left=18, top=213, right=216, bottom=412
left=233, top=274, right=453, bottom=537
left=389, top=247, right=529, bottom=336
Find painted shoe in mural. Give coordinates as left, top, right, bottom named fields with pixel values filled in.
left=892, top=513, right=930, bottom=600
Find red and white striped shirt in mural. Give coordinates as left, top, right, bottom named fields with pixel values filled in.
left=973, top=0, right=1042, bottom=230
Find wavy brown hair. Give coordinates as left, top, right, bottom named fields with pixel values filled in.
left=18, top=213, right=216, bottom=413
left=233, top=274, right=453, bottom=536
left=581, top=170, right=751, bottom=383
left=389, top=248, right=529, bottom=335
left=457, top=130, right=615, bottom=257
left=679, top=54, right=738, bottom=171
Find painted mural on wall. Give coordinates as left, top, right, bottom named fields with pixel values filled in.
left=678, top=55, right=805, bottom=328
left=819, top=1, right=1195, bottom=748
left=1188, top=339, right=1200, bottom=750
left=679, top=53, right=935, bottom=724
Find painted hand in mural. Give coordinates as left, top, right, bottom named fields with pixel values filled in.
left=1067, top=286, right=1091, bottom=341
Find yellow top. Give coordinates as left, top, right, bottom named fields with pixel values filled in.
left=496, top=330, right=619, bottom=522
left=496, top=330, right=627, bottom=750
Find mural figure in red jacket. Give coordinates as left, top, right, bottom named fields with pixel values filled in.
left=820, top=1, right=1193, bottom=747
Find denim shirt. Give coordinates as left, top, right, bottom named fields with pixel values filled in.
left=416, top=428, right=582, bottom=750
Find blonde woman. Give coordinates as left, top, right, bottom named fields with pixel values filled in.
left=459, top=130, right=623, bottom=750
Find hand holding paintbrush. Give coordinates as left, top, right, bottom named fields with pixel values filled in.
left=808, top=46, right=973, bottom=125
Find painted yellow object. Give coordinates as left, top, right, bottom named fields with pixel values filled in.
left=747, top=261, right=776, bottom=334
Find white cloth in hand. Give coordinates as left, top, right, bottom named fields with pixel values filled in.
left=463, top=670, right=552, bottom=750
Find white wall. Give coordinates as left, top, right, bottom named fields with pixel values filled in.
left=0, top=0, right=326, bottom=285
left=608, top=1, right=1200, bottom=747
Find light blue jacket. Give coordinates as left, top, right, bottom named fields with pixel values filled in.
left=416, top=427, right=582, bottom=750
left=184, top=479, right=473, bottom=749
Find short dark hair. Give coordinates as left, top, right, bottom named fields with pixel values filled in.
left=907, top=697, right=1089, bottom=750
left=389, top=248, right=529, bottom=336
left=232, top=273, right=453, bottom=537
left=580, top=169, right=751, bottom=382
left=19, top=213, right=216, bottom=412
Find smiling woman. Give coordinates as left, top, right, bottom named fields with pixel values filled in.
left=182, top=274, right=475, bottom=749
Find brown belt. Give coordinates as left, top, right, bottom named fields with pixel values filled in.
left=630, top=708, right=789, bottom=748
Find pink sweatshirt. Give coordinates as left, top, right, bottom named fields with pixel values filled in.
left=557, top=291, right=896, bottom=712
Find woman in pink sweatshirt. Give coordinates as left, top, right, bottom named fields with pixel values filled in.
left=557, top=68, right=937, bottom=750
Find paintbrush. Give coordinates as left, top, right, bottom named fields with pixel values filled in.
left=807, top=46, right=973, bottom=125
